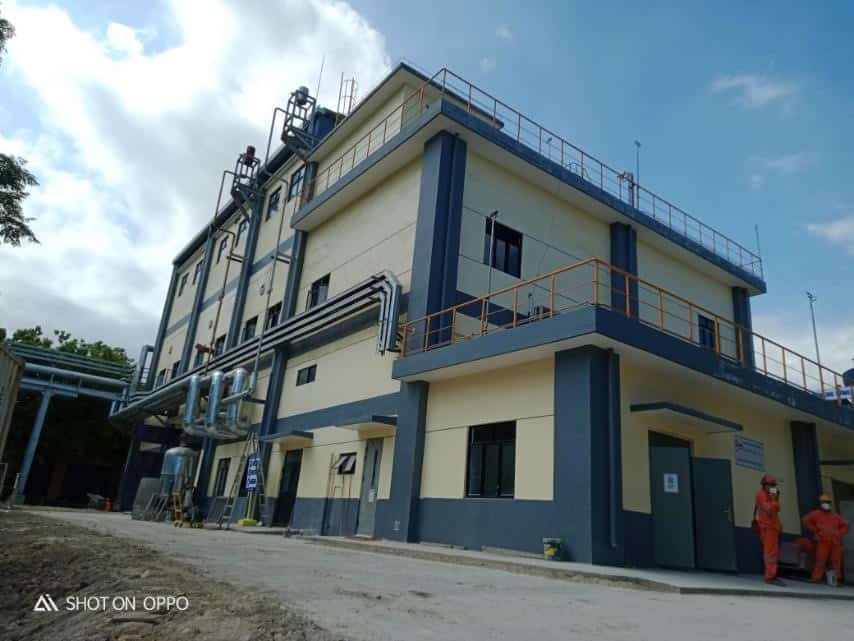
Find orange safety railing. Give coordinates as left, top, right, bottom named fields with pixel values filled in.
left=299, top=68, right=763, bottom=279
left=398, top=258, right=851, bottom=406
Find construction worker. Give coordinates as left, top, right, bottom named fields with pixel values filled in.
left=754, top=474, right=784, bottom=585
left=802, top=494, right=849, bottom=585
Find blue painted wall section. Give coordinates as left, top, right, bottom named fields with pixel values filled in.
left=226, top=197, right=263, bottom=349
left=180, top=235, right=214, bottom=372
left=406, top=131, right=467, bottom=349
left=554, top=346, right=624, bottom=565
left=609, top=222, right=638, bottom=316
left=732, top=286, right=755, bottom=369
left=382, top=381, right=428, bottom=541
left=790, top=421, right=823, bottom=528
left=118, top=423, right=182, bottom=510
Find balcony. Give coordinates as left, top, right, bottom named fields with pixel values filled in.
left=300, top=67, right=763, bottom=280
left=398, top=258, right=852, bottom=407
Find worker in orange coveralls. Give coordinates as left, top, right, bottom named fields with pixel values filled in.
left=754, top=474, right=784, bottom=585
left=803, top=494, right=849, bottom=584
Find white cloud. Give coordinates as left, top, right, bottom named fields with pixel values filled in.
left=807, top=214, right=854, bottom=256
left=496, top=25, right=513, bottom=42
left=0, top=0, right=390, bottom=355
left=710, top=73, right=799, bottom=111
left=746, top=152, right=816, bottom=190
left=480, top=56, right=496, bottom=73
left=748, top=173, right=765, bottom=191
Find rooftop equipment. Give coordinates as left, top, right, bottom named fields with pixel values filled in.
left=280, top=86, right=319, bottom=159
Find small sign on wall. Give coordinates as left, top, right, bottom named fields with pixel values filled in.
left=663, top=473, right=679, bottom=494
left=735, top=436, right=765, bottom=471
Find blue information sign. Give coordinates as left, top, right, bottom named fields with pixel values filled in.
left=245, top=454, right=258, bottom=491
left=734, top=436, right=764, bottom=471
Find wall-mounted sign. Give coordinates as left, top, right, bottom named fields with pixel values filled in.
left=735, top=436, right=764, bottom=471
left=663, top=473, right=679, bottom=494
left=245, top=454, right=258, bottom=491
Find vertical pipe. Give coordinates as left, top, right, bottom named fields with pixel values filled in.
left=17, top=391, right=53, bottom=501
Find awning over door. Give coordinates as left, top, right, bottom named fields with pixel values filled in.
left=630, top=402, right=742, bottom=434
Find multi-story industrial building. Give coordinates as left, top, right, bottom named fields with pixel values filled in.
left=113, top=64, right=854, bottom=573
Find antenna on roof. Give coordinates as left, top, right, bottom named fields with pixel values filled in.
left=337, top=73, right=358, bottom=118
left=315, top=54, right=325, bottom=102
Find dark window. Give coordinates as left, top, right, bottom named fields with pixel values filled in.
left=242, top=316, right=258, bottom=342
left=265, top=302, right=282, bottom=331
left=177, top=273, right=188, bottom=297
left=217, top=237, right=229, bottom=263
left=236, top=219, right=249, bottom=247
left=193, top=350, right=205, bottom=368
left=288, top=166, right=306, bottom=202
left=296, top=364, right=316, bottom=386
left=335, top=452, right=357, bottom=475
left=266, top=188, right=281, bottom=220
left=306, top=274, right=330, bottom=310
left=484, top=220, right=522, bottom=279
left=698, top=314, right=717, bottom=350
left=466, top=421, right=516, bottom=498
left=213, top=334, right=226, bottom=356
left=192, top=260, right=203, bottom=285
left=155, top=369, right=166, bottom=387
left=212, top=458, right=230, bottom=496
left=170, top=361, right=180, bottom=380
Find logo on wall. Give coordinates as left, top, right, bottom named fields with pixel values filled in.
left=33, top=594, right=60, bottom=612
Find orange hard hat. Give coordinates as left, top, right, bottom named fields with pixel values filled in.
left=819, top=493, right=832, bottom=502
left=760, top=474, right=777, bottom=487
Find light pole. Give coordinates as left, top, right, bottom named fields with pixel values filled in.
left=486, top=210, right=499, bottom=296
left=807, top=291, right=821, bottom=365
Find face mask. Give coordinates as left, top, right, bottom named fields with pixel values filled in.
left=821, top=502, right=831, bottom=510
left=769, top=487, right=779, bottom=496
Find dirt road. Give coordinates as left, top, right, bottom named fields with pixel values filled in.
left=0, top=510, right=341, bottom=641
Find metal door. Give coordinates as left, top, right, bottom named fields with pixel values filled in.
left=273, top=450, right=302, bottom=526
left=650, top=446, right=695, bottom=569
left=692, top=457, right=737, bottom=572
left=356, top=438, right=383, bottom=536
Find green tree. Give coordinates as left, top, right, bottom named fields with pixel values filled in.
left=10, top=326, right=131, bottom=365
left=0, top=4, right=39, bottom=246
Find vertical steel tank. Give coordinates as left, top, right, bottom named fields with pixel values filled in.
left=159, top=446, right=198, bottom=495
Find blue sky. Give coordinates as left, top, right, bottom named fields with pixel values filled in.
left=1, top=0, right=852, bottom=369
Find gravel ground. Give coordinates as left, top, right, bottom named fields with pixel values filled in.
left=0, top=510, right=342, bottom=641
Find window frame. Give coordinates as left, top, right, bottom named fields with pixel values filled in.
left=465, top=421, right=516, bottom=499
left=483, top=219, right=523, bottom=279
left=296, top=364, right=317, bottom=386
left=193, top=350, right=205, bottom=368
left=213, top=334, right=226, bottom=356
left=306, top=274, right=330, bottom=311
left=217, top=237, right=229, bottom=264
left=266, top=187, right=282, bottom=220
left=698, top=314, right=717, bottom=351
left=155, top=369, right=166, bottom=387
left=288, top=165, right=306, bottom=202
left=242, top=315, right=258, bottom=342
left=170, top=361, right=180, bottom=380
left=192, top=260, right=203, bottom=285
left=236, top=219, right=248, bottom=247
left=177, top=272, right=188, bottom=297
left=264, top=302, right=282, bottom=331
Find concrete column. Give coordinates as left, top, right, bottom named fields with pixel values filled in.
left=790, top=421, right=823, bottom=527
left=554, top=346, right=624, bottom=565
left=16, top=391, right=53, bottom=502
left=732, top=287, right=755, bottom=369
left=383, top=380, right=429, bottom=541
left=149, top=267, right=179, bottom=387
left=180, top=235, right=215, bottom=372
left=609, top=222, right=638, bottom=317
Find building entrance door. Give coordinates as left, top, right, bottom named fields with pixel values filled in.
left=692, top=457, right=737, bottom=572
left=356, top=438, right=383, bottom=536
left=649, top=433, right=695, bottom=569
left=272, top=450, right=302, bottom=526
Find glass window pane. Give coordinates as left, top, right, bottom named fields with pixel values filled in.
left=500, top=441, right=515, bottom=497
left=467, top=443, right=483, bottom=496
left=483, top=443, right=500, bottom=498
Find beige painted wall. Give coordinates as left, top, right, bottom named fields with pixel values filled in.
left=277, top=326, right=399, bottom=419
left=621, top=360, right=802, bottom=533
left=819, top=427, right=854, bottom=506
left=421, top=358, right=554, bottom=501
left=295, top=158, right=421, bottom=313
left=240, top=260, right=289, bottom=332
left=207, top=441, right=246, bottom=496
left=154, top=326, right=187, bottom=379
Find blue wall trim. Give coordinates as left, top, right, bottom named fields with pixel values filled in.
left=150, top=267, right=179, bottom=385
left=790, top=421, right=823, bottom=527
left=180, top=235, right=214, bottom=372
left=265, top=392, right=400, bottom=439
left=610, top=222, right=638, bottom=315
left=227, top=198, right=264, bottom=349
left=291, top=497, right=360, bottom=536
left=732, top=287, right=756, bottom=369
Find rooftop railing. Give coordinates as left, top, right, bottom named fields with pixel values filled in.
left=300, top=68, right=763, bottom=279
left=399, top=258, right=851, bottom=407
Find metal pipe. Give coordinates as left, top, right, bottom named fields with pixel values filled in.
left=225, top=368, right=248, bottom=425
left=205, top=371, right=226, bottom=430
left=24, top=363, right=128, bottom=388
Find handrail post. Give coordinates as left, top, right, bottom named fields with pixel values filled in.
left=835, top=374, right=842, bottom=406
left=423, top=316, right=430, bottom=352
left=819, top=366, right=825, bottom=398
left=593, top=263, right=600, bottom=306
left=782, top=347, right=788, bottom=384
left=801, top=356, right=807, bottom=391
left=550, top=275, right=556, bottom=316
left=450, top=308, right=457, bottom=345
left=480, top=298, right=487, bottom=335
left=714, top=318, right=721, bottom=354
left=513, top=288, right=518, bottom=327
left=658, top=290, right=664, bottom=330
left=688, top=304, right=694, bottom=342
left=737, top=328, right=744, bottom=366
left=401, top=325, right=408, bottom=357
left=624, top=273, right=631, bottom=318
left=762, top=336, right=768, bottom=375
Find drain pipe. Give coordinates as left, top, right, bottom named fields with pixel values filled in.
left=182, top=374, right=208, bottom=438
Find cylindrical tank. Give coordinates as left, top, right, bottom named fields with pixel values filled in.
left=159, top=446, right=198, bottom=494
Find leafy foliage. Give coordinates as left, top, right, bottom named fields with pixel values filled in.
left=10, top=325, right=132, bottom=365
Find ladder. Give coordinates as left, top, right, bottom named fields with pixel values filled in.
left=216, top=428, right=269, bottom=530
left=172, top=492, right=185, bottom=527
left=142, top=493, right=170, bottom=521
